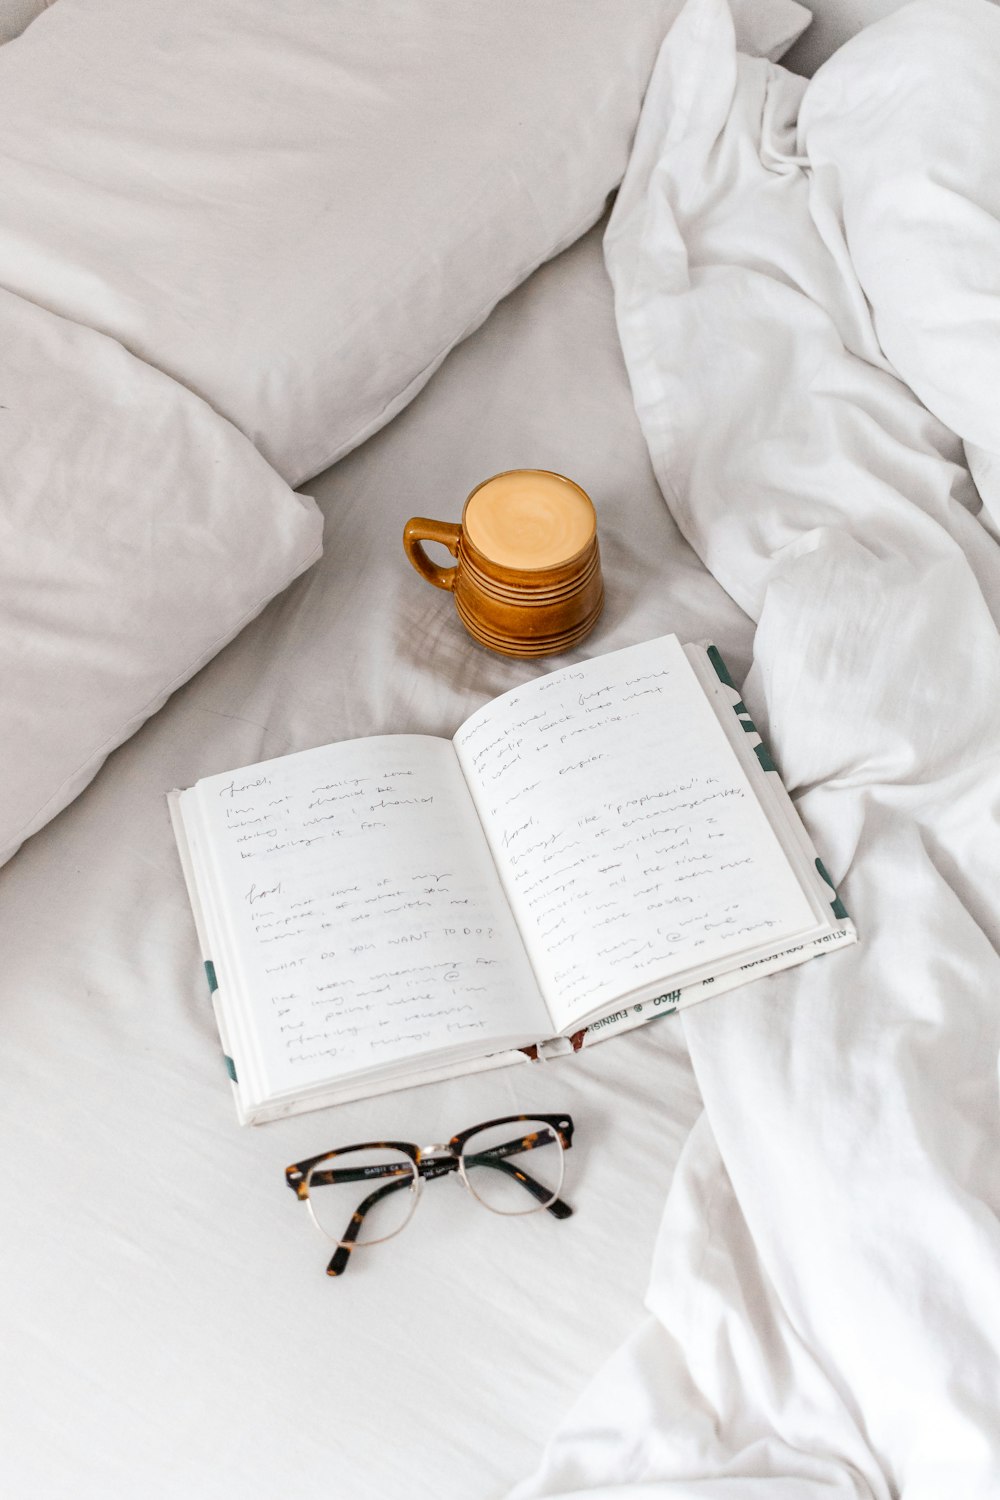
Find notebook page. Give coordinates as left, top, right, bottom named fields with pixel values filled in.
left=453, top=637, right=818, bottom=1032
left=182, top=735, right=545, bottom=1101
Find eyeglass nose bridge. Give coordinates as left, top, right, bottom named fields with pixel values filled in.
left=416, top=1143, right=461, bottom=1181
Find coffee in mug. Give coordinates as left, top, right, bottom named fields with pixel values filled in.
left=403, top=469, right=604, bottom=658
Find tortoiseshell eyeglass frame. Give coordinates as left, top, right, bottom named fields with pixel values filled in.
left=285, top=1113, right=575, bottom=1277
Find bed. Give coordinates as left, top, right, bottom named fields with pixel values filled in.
left=2, top=1, right=999, bottom=1496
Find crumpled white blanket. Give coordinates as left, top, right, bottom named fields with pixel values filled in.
left=510, top=1, right=1000, bottom=1495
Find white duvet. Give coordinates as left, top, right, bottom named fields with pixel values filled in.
left=512, top=1, right=1000, bottom=1495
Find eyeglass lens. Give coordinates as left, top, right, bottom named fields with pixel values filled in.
left=306, top=1145, right=418, bottom=1245
left=459, top=1118, right=565, bottom=1216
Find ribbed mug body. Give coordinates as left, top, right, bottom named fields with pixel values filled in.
left=452, top=531, right=604, bottom=658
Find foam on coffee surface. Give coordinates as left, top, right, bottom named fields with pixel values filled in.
left=464, top=471, right=594, bottom=570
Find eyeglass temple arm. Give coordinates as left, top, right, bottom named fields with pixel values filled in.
left=462, top=1144, right=573, bottom=1220
left=326, top=1175, right=414, bottom=1278
left=306, top=1162, right=411, bottom=1189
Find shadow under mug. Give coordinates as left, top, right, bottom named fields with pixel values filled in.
left=403, top=470, right=605, bottom=659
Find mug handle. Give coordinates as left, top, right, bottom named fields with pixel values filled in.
left=403, top=517, right=462, bottom=592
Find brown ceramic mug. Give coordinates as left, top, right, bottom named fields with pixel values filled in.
left=403, top=469, right=604, bottom=658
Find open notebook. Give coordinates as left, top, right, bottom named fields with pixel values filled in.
left=169, top=635, right=855, bottom=1122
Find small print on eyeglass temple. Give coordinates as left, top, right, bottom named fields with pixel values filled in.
left=285, top=1113, right=575, bottom=1277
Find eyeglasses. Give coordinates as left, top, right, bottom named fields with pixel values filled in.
left=285, top=1113, right=575, bottom=1277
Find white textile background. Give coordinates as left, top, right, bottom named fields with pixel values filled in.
left=512, top=1, right=1000, bottom=1495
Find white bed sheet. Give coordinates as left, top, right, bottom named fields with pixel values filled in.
left=0, top=221, right=753, bottom=1499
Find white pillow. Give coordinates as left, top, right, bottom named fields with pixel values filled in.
left=0, top=289, right=322, bottom=866
left=799, top=0, right=1000, bottom=535
left=0, top=0, right=809, bottom=489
